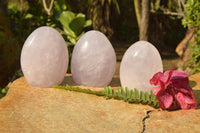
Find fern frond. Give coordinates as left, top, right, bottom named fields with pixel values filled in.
left=53, top=84, right=105, bottom=96
left=104, top=86, right=159, bottom=108
left=53, top=84, right=160, bottom=109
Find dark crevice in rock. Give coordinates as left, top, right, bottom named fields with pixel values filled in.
left=141, top=110, right=152, bottom=133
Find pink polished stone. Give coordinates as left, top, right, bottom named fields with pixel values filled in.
left=20, top=26, right=69, bottom=87
left=71, top=30, right=116, bottom=87
left=120, top=41, right=163, bottom=93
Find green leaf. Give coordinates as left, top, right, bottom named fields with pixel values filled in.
left=66, top=41, right=74, bottom=47
left=108, top=86, right=112, bottom=97
left=125, top=87, right=130, bottom=98
left=83, top=20, right=92, bottom=28
left=59, top=11, right=75, bottom=26
left=67, top=36, right=76, bottom=45
left=118, top=88, right=122, bottom=97
left=69, top=13, right=86, bottom=37
left=104, top=86, right=108, bottom=97
left=121, top=87, right=126, bottom=97
left=59, top=11, right=76, bottom=37
left=23, top=13, right=33, bottom=19
left=140, top=91, right=145, bottom=100
left=134, top=88, right=140, bottom=99
left=145, top=92, right=150, bottom=101
left=0, top=86, right=9, bottom=98
left=152, top=94, right=157, bottom=102
left=113, top=89, right=117, bottom=97
left=130, top=89, right=135, bottom=99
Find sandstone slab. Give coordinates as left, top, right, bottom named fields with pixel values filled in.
left=0, top=73, right=200, bottom=133
left=0, top=76, right=154, bottom=133
left=145, top=109, right=200, bottom=133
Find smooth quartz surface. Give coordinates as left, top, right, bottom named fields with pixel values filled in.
left=120, top=41, right=163, bottom=93
left=71, top=30, right=116, bottom=87
left=20, top=26, right=69, bottom=87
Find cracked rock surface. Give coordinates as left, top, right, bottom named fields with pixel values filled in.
left=145, top=109, right=200, bottom=133
left=0, top=73, right=200, bottom=133
left=0, top=76, right=154, bottom=133
left=145, top=73, right=200, bottom=133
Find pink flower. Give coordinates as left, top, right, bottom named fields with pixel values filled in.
left=150, top=68, right=198, bottom=110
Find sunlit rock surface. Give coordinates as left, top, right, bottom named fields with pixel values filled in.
left=120, top=41, right=163, bottom=93
left=0, top=76, right=148, bottom=133
left=71, top=30, right=116, bottom=87
left=20, top=26, right=69, bottom=87
left=0, top=74, right=200, bottom=132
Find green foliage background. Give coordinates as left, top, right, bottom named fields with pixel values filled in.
left=0, top=0, right=196, bottom=90
left=182, top=0, right=200, bottom=73
left=0, top=31, right=20, bottom=87
left=0, top=0, right=92, bottom=87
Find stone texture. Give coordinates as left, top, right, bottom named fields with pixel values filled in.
left=145, top=110, right=200, bottom=133
left=71, top=30, right=116, bottom=87
left=1, top=73, right=200, bottom=133
left=120, top=41, right=163, bottom=93
left=145, top=73, right=200, bottom=133
left=20, top=26, right=69, bottom=88
left=0, top=76, right=153, bottom=133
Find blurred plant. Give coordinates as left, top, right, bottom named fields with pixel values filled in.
left=0, top=86, right=9, bottom=98
left=8, top=0, right=56, bottom=46
left=54, top=0, right=92, bottom=73
left=0, top=31, right=20, bottom=87
left=52, top=0, right=92, bottom=45
left=150, top=0, right=186, bottom=19
left=140, top=0, right=187, bottom=51
left=0, top=6, right=20, bottom=88
left=7, top=0, right=91, bottom=74
left=135, top=0, right=186, bottom=41
left=57, top=11, right=92, bottom=46
left=182, top=0, right=200, bottom=73
left=88, top=0, right=120, bottom=39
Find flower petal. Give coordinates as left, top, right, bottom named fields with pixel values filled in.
left=171, top=70, right=188, bottom=80
left=176, top=86, right=193, bottom=94
left=162, top=68, right=174, bottom=88
left=176, top=92, right=198, bottom=109
left=150, top=72, right=163, bottom=85
left=157, top=91, right=173, bottom=109
left=171, top=70, right=191, bottom=91
left=153, top=87, right=161, bottom=95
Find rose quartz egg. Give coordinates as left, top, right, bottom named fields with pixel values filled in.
left=71, top=30, right=116, bottom=87
left=20, top=26, right=69, bottom=87
left=120, top=41, right=163, bottom=93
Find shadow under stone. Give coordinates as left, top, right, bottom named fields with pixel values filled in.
left=193, top=90, right=200, bottom=109
left=61, top=75, right=78, bottom=86
left=61, top=75, right=121, bottom=88
left=189, top=80, right=197, bottom=88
